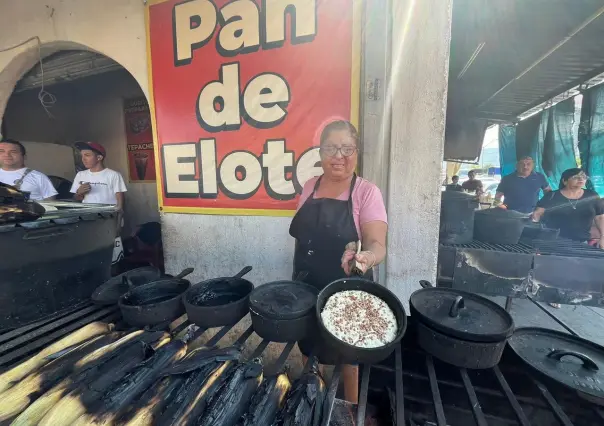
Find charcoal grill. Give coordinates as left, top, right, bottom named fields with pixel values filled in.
left=3, top=303, right=604, bottom=425
left=438, top=238, right=604, bottom=307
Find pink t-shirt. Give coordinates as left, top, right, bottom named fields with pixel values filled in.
left=297, top=176, right=388, bottom=237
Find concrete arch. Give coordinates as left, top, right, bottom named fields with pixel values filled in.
left=0, top=40, right=149, bottom=133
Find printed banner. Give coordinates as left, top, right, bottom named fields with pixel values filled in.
left=147, top=0, right=358, bottom=215
left=124, top=98, right=156, bottom=182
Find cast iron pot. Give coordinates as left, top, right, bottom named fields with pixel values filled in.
left=410, top=280, right=514, bottom=369
left=91, top=266, right=162, bottom=305
left=248, top=273, right=317, bottom=343
left=474, top=208, right=528, bottom=245
left=118, top=268, right=193, bottom=327
left=315, top=277, right=407, bottom=365
left=184, top=266, right=253, bottom=328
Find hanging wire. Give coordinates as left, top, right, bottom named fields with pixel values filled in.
left=0, top=36, right=57, bottom=117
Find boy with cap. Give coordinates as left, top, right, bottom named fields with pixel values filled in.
left=71, top=141, right=128, bottom=264
left=71, top=141, right=127, bottom=210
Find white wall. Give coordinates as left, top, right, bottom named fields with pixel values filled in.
left=20, top=141, right=74, bottom=180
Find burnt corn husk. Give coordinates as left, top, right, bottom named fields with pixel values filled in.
left=0, top=322, right=113, bottom=395
left=120, top=375, right=186, bottom=426
left=160, top=349, right=242, bottom=426
left=0, top=333, right=123, bottom=423
left=197, top=358, right=264, bottom=426
left=12, top=331, right=168, bottom=426
left=275, top=359, right=326, bottom=426
left=162, top=346, right=241, bottom=376
left=70, top=339, right=187, bottom=426
left=243, top=372, right=292, bottom=426
left=37, top=339, right=161, bottom=426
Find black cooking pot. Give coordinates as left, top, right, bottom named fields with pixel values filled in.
left=315, top=277, right=407, bottom=364
left=474, top=208, right=528, bottom=245
left=118, top=268, right=193, bottom=327
left=248, top=274, right=317, bottom=343
left=508, top=328, right=604, bottom=406
left=521, top=222, right=560, bottom=241
left=184, top=266, right=253, bottom=328
left=410, top=280, right=514, bottom=369
left=91, top=266, right=162, bottom=305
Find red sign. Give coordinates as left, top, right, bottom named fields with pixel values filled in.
left=124, top=98, right=156, bottom=182
left=147, top=0, right=358, bottom=215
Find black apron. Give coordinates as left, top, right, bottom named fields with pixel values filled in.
left=289, top=173, right=372, bottom=291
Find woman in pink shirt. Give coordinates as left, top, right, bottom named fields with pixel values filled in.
left=289, top=119, right=388, bottom=403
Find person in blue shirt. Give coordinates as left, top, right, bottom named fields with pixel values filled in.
left=494, top=157, right=551, bottom=213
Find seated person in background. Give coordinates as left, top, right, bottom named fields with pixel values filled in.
left=461, top=170, right=483, bottom=195
left=0, top=138, right=57, bottom=201
left=446, top=175, right=463, bottom=192
left=531, top=168, right=604, bottom=248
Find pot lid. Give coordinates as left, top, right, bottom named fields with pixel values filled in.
left=249, top=281, right=318, bottom=320
left=475, top=207, right=528, bottom=218
left=410, top=288, right=514, bottom=342
left=508, top=328, right=604, bottom=400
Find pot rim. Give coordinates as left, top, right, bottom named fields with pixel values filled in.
left=315, top=277, right=407, bottom=354
left=118, top=279, right=189, bottom=308
left=184, top=277, right=253, bottom=310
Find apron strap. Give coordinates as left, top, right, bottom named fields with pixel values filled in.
left=311, top=173, right=358, bottom=199
left=13, top=168, right=33, bottom=190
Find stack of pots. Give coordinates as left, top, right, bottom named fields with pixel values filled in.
left=440, top=191, right=479, bottom=244
left=410, top=281, right=514, bottom=369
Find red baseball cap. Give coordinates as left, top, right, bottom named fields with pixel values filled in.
left=75, top=141, right=106, bottom=157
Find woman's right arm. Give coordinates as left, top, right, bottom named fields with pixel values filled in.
left=532, top=207, right=545, bottom=222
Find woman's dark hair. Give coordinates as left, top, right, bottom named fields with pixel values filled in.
left=319, top=120, right=360, bottom=150
left=559, top=168, right=584, bottom=189
left=0, top=138, right=26, bottom=156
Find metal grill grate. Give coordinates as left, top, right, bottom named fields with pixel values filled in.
left=3, top=305, right=604, bottom=425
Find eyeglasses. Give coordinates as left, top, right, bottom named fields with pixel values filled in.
left=320, top=145, right=358, bottom=157
left=569, top=173, right=589, bottom=181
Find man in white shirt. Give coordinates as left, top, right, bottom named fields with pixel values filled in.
left=71, top=141, right=128, bottom=265
left=0, top=138, right=57, bottom=201
left=71, top=141, right=127, bottom=209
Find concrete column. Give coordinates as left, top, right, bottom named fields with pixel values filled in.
left=385, top=0, right=453, bottom=308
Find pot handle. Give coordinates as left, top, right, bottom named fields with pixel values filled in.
left=449, top=296, right=465, bottom=318
left=122, top=275, right=135, bottom=289
left=419, top=280, right=433, bottom=289
left=175, top=267, right=195, bottom=279
left=233, top=266, right=253, bottom=279
left=295, top=271, right=309, bottom=282
left=547, top=350, right=599, bottom=371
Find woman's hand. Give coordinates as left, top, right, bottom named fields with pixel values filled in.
left=341, top=249, right=376, bottom=275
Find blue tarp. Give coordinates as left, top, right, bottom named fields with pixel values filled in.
left=499, top=125, right=517, bottom=176
left=542, top=98, right=578, bottom=190
left=579, top=86, right=604, bottom=194
left=499, top=99, right=577, bottom=190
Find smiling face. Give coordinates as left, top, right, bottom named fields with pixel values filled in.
left=320, top=128, right=358, bottom=180
left=0, top=142, right=25, bottom=170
